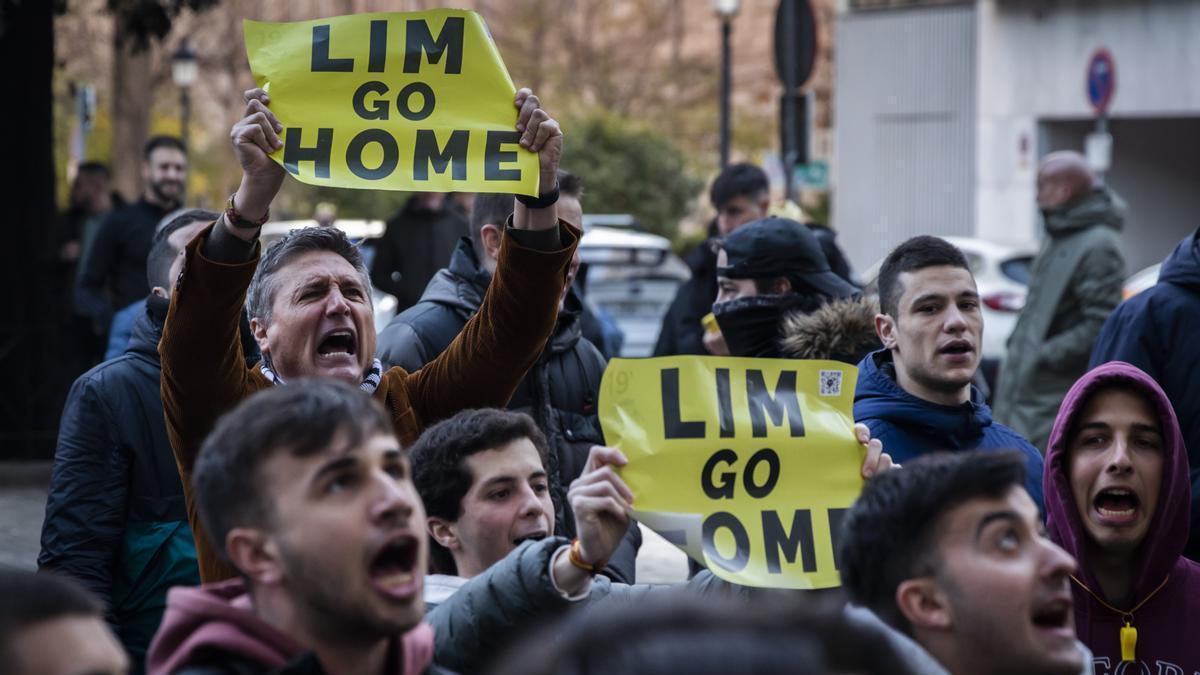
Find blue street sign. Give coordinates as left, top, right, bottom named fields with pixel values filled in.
left=1086, top=49, right=1116, bottom=115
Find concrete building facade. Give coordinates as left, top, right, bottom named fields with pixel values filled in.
left=834, top=0, right=1200, bottom=273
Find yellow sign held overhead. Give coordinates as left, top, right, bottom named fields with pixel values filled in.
left=600, top=356, right=863, bottom=589
left=243, top=10, right=540, bottom=195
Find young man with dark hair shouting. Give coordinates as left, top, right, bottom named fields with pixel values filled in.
left=1043, top=362, right=1200, bottom=669
left=854, top=235, right=1045, bottom=505
left=839, top=450, right=1090, bottom=675
left=161, top=86, right=576, bottom=583
left=148, top=382, right=634, bottom=675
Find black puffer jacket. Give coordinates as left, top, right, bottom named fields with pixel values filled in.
left=39, top=296, right=199, bottom=669
left=376, top=238, right=640, bottom=583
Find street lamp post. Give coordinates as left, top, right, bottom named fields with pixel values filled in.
left=713, top=0, right=741, bottom=169
left=172, top=39, right=198, bottom=150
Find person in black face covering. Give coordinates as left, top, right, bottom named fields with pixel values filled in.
left=711, top=217, right=879, bottom=363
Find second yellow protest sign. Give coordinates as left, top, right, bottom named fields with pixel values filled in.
left=600, top=357, right=863, bottom=589
left=243, top=10, right=540, bottom=195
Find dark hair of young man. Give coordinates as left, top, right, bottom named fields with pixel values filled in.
left=191, top=381, right=395, bottom=566
left=470, top=193, right=515, bottom=255
left=76, top=161, right=111, bottom=179
left=0, top=571, right=103, bottom=669
left=838, top=449, right=1028, bottom=633
left=489, top=593, right=913, bottom=675
left=876, top=236, right=971, bottom=318
left=146, top=208, right=218, bottom=290
left=143, top=135, right=187, bottom=158
left=558, top=169, right=583, bottom=200
left=709, top=163, right=769, bottom=211
left=409, top=408, right=552, bottom=573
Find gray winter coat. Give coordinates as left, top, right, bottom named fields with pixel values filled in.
left=994, top=188, right=1126, bottom=451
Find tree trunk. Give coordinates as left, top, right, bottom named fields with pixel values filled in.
left=111, top=33, right=154, bottom=202
left=0, top=0, right=60, bottom=457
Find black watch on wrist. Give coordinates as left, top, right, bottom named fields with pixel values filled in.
left=516, top=183, right=560, bottom=209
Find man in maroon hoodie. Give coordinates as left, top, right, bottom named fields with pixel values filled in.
left=1044, top=361, right=1200, bottom=671
left=146, top=382, right=633, bottom=675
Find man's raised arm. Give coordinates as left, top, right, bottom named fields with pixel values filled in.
left=403, top=89, right=578, bottom=427
left=159, top=90, right=286, bottom=582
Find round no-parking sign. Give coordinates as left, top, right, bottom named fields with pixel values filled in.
left=1087, top=48, right=1116, bottom=115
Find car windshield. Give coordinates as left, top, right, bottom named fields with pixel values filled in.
left=1000, top=256, right=1033, bottom=285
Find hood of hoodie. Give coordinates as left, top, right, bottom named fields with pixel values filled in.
left=855, top=349, right=992, bottom=448
left=417, top=237, right=492, bottom=317
left=128, top=295, right=168, bottom=362
left=1043, top=188, right=1126, bottom=237
left=1043, top=362, right=1191, bottom=600
left=1156, top=229, right=1200, bottom=290
left=147, top=579, right=434, bottom=675
left=780, top=294, right=881, bottom=364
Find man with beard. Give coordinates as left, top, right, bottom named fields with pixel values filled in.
left=161, top=87, right=576, bottom=584
left=854, top=236, right=1045, bottom=506
left=840, top=450, right=1089, bottom=675
left=77, top=136, right=187, bottom=331
left=708, top=216, right=871, bottom=362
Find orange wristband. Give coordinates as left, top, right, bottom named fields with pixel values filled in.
left=568, top=538, right=600, bottom=574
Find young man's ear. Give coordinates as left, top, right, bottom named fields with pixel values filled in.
left=427, top=518, right=461, bottom=552
left=151, top=286, right=169, bottom=299
left=875, top=313, right=897, bottom=348
left=480, top=223, right=503, bottom=261
left=896, top=577, right=953, bottom=631
left=226, top=528, right=284, bottom=586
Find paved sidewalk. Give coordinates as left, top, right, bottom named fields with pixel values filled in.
left=0, top=462, right=51, bottom=571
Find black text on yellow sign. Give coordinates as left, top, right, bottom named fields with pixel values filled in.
left=244, top=11, right=539, bottom=195
left=601, top=357, right=863, bottom=589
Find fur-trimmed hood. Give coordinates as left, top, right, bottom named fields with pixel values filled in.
left=780, top=295, right=882, bottom=365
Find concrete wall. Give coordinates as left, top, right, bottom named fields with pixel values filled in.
left=976, top=0, right=1200, bottom=247
left=833, top=4, right=977, bottom=271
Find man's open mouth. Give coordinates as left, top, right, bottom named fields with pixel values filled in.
left=938, top=340, right=973, bottom=356
left=317, top=329, right=357, bottom=359
left=512, top=531, right=548, bottom=547
left=1030, top=597, right=1073, bottom=635
left=1093, top=487, right=1141, bottom=522
left=368, top=535, right=418, bottom=599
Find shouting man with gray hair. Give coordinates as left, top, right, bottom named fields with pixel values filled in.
left=160, top=86, right=576, bottom=583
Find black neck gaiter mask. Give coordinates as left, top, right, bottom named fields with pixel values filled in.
left=713, top=294, right=809, bottom=358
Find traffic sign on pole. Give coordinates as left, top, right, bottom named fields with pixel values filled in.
left=1086, top=48, right=1116, bottom=115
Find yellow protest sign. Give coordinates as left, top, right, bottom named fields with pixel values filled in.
left=243, top=10, right=540, bottom=195
left=600, top=357, right=863, bottom=589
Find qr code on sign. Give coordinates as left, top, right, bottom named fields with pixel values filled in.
left=819, top=370, right=843, bottom=397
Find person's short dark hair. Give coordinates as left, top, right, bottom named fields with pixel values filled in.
left=192, top=381, right=395, bottom=566
left=710, top=163, right=768, bottom=210
left=488, top=593, right=913, bottom=675
left=143, top=135, right=187, bottom=158
left=146, top=208, right=217, bottom=290
left=558, top=169, right=583, bottom=200
left=76, top=161, right=110, bottom=179
left=409, top=408, right=551, bottom=573
left=469, top=193, right=515, bottom=257
left=0, top=570, right=104, bottom=670
left=838, top=450, right=1028, bottom=633
left=876, top=235, right=971, bottom=317
left=246, top=226, right=371, bottom=324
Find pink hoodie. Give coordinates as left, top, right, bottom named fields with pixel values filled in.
left=1044, top=362, right=1200, bottom=671
left=146, top=578, right=434, bottom=675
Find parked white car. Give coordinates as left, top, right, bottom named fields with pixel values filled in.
left=259, top=219, right=399, bottom=334
left=578, top=223, right=690, bottom=357
left=859, top=236, right=1038, bottom=363
left=1123, top=263, right=1161, bottom=300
